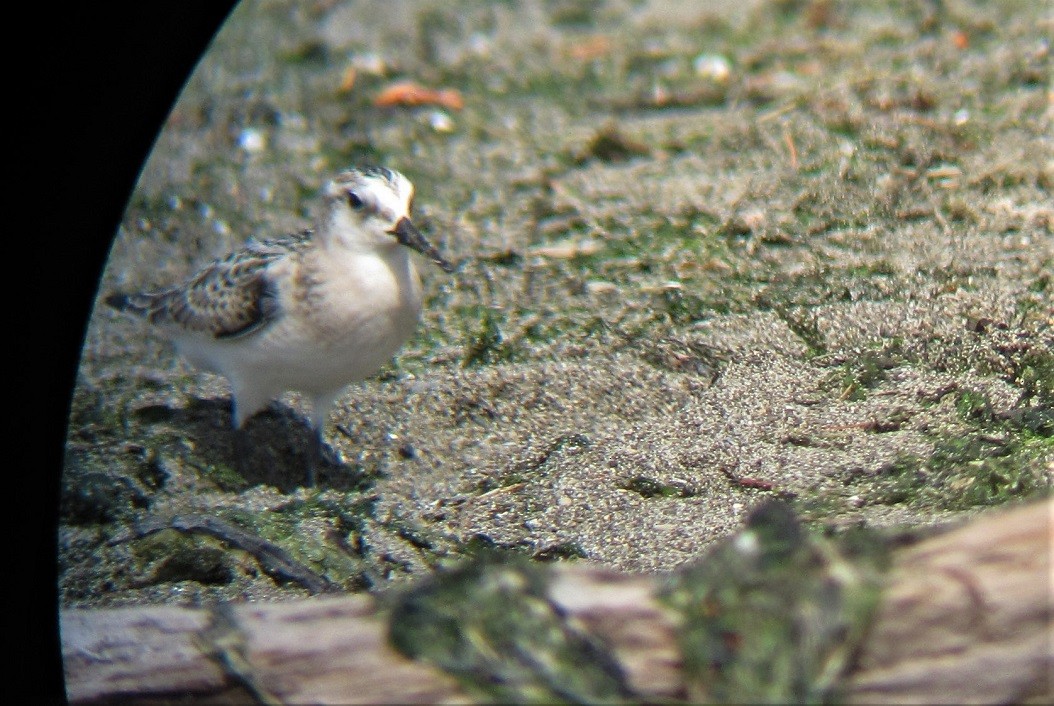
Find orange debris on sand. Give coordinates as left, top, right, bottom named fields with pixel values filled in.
left=338, top=66, right=357, bottom=93
left=568, top=34, right=612, bottom=61
left=373, top=81, right=464, bottom=110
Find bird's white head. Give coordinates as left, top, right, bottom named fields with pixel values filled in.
left=321, top=166, right=453, bottom=272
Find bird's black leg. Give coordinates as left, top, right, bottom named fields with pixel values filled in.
left=306, top=426, right=323, bottom=488
left=306, top=425, right=349, bottom=487
left=232, top=425, right=253, bottom=477
left=305, top=394, right=344, bottom=489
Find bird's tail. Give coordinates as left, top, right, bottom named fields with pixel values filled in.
left=104, top=292, right=155, bottom=318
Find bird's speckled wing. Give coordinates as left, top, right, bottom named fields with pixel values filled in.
left=109, top=230, right=314, bottom=339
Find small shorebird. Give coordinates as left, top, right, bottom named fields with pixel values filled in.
left=106, top=166, right=454, bottom=487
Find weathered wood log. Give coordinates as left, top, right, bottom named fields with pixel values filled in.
left=845, top=498, right=1053, bottom=704
left=61, top=498, right=1053, bottom=704
left=61, top=596, right=468, bottom=704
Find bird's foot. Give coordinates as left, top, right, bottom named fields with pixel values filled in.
left=232, top=428, right=254, bottom=477
left=305, top=432, right=346, bottom=488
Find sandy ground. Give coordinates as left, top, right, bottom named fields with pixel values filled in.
left=61, top=0, right=1051, bottom=608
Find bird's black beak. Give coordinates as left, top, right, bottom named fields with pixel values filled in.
left=391, top=217, right=454, bottom=273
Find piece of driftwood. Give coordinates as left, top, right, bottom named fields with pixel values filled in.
left=61, top=498, right=1052, bottom=704
left=846, top=498, right=1052, bottom=704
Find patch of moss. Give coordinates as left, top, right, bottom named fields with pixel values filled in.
left=388, top=550, right=631, bottom=702
left=132, top=528, right=196, bottom=565
left=792, top=491, right=852, bottom=523
left=152, top=545, right=234, bottom=585
left=865, top=432, right=1051, bottom=510
left=1010, top=347, right=1054, bottom=407
left=867, top=372, right=1053, bottom=509
left=955, top=389, right=995, bottom=424
left=659, top=287, right=716, bottom=325
left=942, top=452, right=1047, bottom=508
left=865, top=455, right=924, bottom=506
left=1000, top=406, right=1054, bottom=438
left=659, top=500, right=886, bottom=703
left=823, top=344, right=903, bottom=401
left=462, top=306, right=515, bottom=367
left=1026, top=273, right=1050, bottom=294
left=132, top=529, right=235, bottom=586
left=202, top=461, right=250, bottom=492
left=218, top=494, right=378, bottom=589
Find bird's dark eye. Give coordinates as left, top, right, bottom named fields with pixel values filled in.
left=347, top=192, right=364, bottom=210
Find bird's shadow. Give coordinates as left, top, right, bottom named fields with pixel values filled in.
left=153, top=397, right=372, bottom=494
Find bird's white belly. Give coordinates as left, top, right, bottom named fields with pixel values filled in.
left=178, top=251, right=422, bottom=398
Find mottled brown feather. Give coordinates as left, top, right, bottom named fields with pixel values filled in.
left=111, top=230, right=314, bottom=339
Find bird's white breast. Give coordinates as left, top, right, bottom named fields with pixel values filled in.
left=178, top=245, right=423, bottom=397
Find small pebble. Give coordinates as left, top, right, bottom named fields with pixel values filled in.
left=429, top=110, right=455, bottom=133
left=237, top=127, right=267, bottom=153
left=693, top=54, right=732, bottom=83
left=585, top=280, right=617, bottom=296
